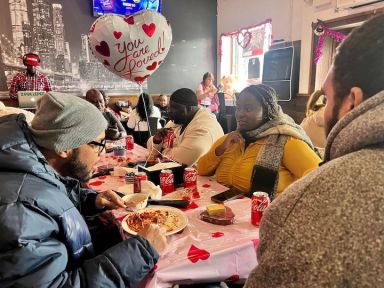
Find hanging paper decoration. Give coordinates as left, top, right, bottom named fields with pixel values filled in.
left=313, top=20, right=347, bottom=64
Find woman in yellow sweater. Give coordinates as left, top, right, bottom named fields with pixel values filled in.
left=197, top=84, right=321, bottom=200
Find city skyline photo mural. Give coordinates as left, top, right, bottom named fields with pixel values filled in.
left=0, top=0, right=147, bottom=95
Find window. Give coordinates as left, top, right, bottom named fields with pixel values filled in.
left=219, top=20, right=272, bottom=92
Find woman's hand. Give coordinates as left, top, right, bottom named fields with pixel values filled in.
left=95, top=190, right=126, bottom=210
left=215, top=131, right=243, bottom=156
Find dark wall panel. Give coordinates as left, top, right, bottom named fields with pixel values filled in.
left=148, top=0, right=217, bottom=94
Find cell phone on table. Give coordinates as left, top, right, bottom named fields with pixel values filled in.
left=211, top=188, right=244, bottom=203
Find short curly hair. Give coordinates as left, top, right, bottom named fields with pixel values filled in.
left=238, top=84, right=279, bottom=120
left=333, top=14, right=384, bottom=101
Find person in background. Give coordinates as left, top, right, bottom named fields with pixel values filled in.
left=9, top=53, right=52, bottom=100
left=127, top=93, right=162, bottom=132
left=156, top=94, right=170, bottom=123
left=0, top=92, right=166, bottom=287
left=147, top=88, right=224, bottom=166
left=197, top=84, right=321, bottom=200
left=196, top=72, right=219, bottom=116
left=127, top=93, right=162, bottom=146
left=99, top=89, right=121, bottom=120
left=300, top=90, right=326, bottom=155
left=85, top=88, right=126, bottom=140
left=0, top=100, right=34, bottom=124
left=245, top=14, right=384, bottom=287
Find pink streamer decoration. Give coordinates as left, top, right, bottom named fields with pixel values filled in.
left=314, top=25, right=347, bottom=64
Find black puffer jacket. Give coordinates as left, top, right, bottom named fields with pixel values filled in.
left=0, top=114, right=159, bottom=287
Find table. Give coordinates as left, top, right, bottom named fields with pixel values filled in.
left=89, top=171, right=260, bottom=287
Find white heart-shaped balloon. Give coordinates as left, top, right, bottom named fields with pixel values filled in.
left=88, top=10, right=172, bottom=84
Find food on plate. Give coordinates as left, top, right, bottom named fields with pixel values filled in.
left=126, top=210, right=179, bottom=233
left=200, top=205, right=235, bottom=225
left=206, top=204, right=226, bottom=217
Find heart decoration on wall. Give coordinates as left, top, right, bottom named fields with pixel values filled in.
left=236, top=30, right=252, bottom=49
left=88, top=10, right=172, bottom=84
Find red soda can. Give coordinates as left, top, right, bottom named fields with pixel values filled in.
left=183, top=167, right=197, bottom=194
left=125, top=135, right=134, bottom=150
left=251, top=192, right=270, bottom=227
left=160, top=169, right=174, bottom=195
left=134, top=172, right=147, bottom=193
left=163, top=130, right=174, bottom=149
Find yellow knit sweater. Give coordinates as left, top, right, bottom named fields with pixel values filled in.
left=197, top=135, right=321, bottom=198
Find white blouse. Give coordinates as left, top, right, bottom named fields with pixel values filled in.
left=127, top=106, right=162, bottom=131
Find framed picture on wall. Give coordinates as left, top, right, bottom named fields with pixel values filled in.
left=0, top=0, right=147, bottom=95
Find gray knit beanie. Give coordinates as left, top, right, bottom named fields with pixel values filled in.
left=30, top=92, right=108, bottom=152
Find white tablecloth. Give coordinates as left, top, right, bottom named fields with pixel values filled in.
left=89, top=173, right=260, bottom=287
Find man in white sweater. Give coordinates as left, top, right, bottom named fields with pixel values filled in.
left=147, top=88, right=224, bottom=166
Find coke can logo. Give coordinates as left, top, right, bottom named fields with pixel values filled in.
left=184, top=173, right=197, bottom=182
left=161, top=174, right=173, bottom=185
left=252, top=198, right=269, bottom=212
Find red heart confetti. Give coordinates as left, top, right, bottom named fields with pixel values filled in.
left=182, top=195, right=191, bottom=201
left=95, top=41, right=110, bottom=57
left=158, top=60, right=163, bottom=65
left=146, top=61, right=157, bottom=71
left=252, top=239, right=260, bottom=249
left=225, top=275, right=240, bottom=282
left=142, top=23, right=156, bottom=37
left=103, top=60, right=110, bottom=66
left=134, top=75, right=150, bottom=83
left=98, top=176, right=107, bottom=180
left=188, top=201, right=199, bottom=209
left=211, top=232, right=224, bottom=238
left=192, top=192, right=200, bottom=199
left=124, top=16, right=134, bottom=25
left=202, top=184, right=211, bottom=188
left=90, top=24, right=96, bottom=33
left=88, top=180, right=104, bottom=186
left=113, top=31, right=122, bottom=39
left=187, top=244, right=210, bottom=263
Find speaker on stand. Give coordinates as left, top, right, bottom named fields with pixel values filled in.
left=262, top=43, right=300, bottom=101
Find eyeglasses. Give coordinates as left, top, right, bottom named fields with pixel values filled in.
left=88, top=139, right=106, bottom=154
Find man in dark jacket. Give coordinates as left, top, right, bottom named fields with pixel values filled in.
left=245, top=14, right=384, bottom=288
left=0, top=92, right=163, bottom=287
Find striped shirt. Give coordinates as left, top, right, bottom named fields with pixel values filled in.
left=9, top=71, right=52, bottom=100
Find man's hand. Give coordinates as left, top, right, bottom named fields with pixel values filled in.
left=95, top=190, right=126, bottom=210
left=215, top=131, right=243, bottom=156
left=153, top=128, right=169, bottom=145
left=138, top=224, right=168, bottom=254
left=105, top=123, right=120, bottom=140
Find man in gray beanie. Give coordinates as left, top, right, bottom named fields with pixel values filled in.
left=147, top=88, right=223, bottom=166
left=0, top=92, right=166, bottom=287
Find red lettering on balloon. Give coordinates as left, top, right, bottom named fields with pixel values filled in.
left=113, top=32, right=167, bottom=75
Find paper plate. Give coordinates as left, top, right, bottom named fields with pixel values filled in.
left=122, top=206, right=188, bottom=236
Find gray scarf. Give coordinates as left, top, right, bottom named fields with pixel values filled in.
left=242, top=106, right=314, bottom=200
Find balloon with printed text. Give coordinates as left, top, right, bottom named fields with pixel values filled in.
left=88, top=10, right=172, bottom=84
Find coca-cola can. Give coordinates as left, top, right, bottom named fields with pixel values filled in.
left=163, top=130, right=174, bottom=149
left=160, top=169, right=174, bottom=195
left=251, top=192, right=270, bottom=227
left=125, top=135, right=134, bottom=150
left=183, top=167, right=197, bottom=194
left=134, top=172, right=147, bottom=193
